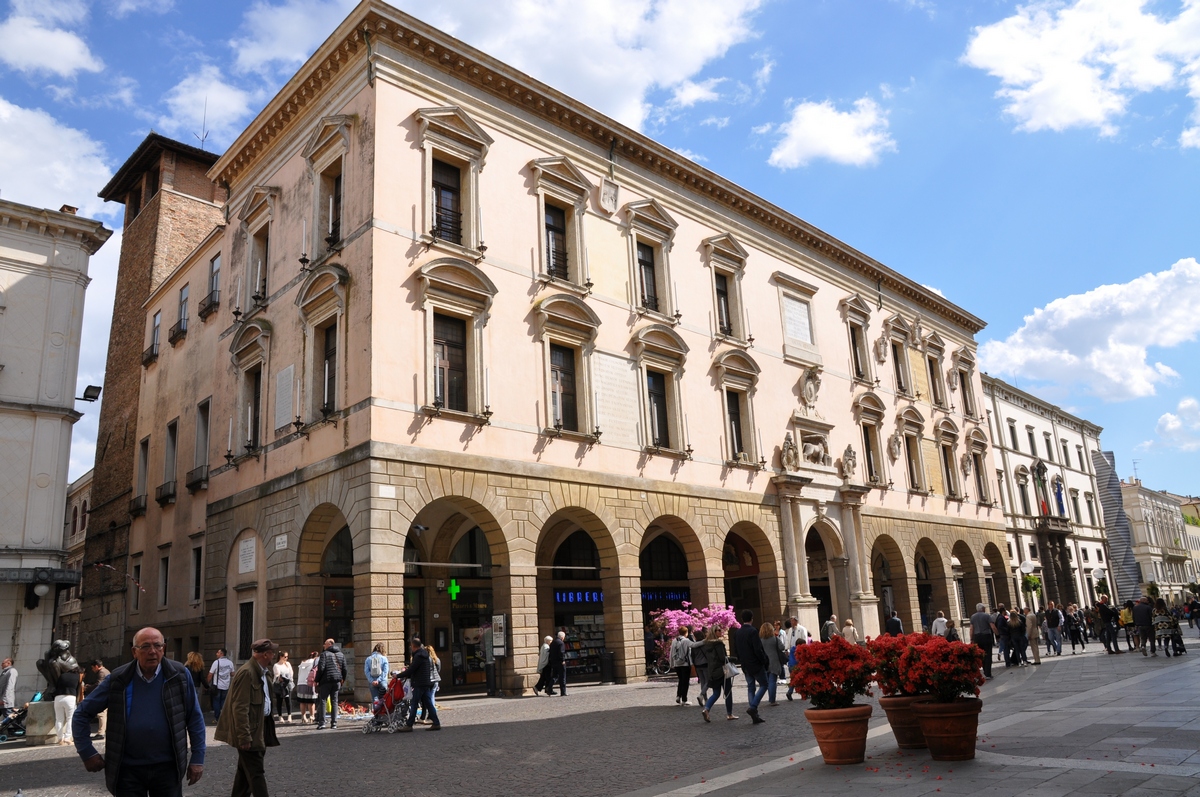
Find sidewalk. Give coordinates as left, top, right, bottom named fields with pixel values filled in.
left=622, top=640, right=1200, bottom=797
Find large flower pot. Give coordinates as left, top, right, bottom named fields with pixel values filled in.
left=804, top=705, right=873, bottom=765
left=911, top=698, right=983, bottom=761
left=878, top=694, right=928, bottom=749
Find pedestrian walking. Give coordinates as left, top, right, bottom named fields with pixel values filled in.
left=820, top=615, right=839, bottom=643
left=760, top=622, right=787, bottom=706
left=396, top=637, right=440, bottom=732
left=732, top=610, right=768, bottom=724
left=417, top=645, right=441, bottom=722
left=208, top=649, right=235, bottom=723
left=549, top=631, right=568, bottom=696
left=533, top=636, right=553, bottom=695
left=1044, top=602, right=1063, bottom=656
left=0, top=657, right=17, bottom=719
left=1121, top=601, right=1137, bottom=650
left=969, top=603, right=998, bottom=679
left=841, top=618, right=860, bottom=645
left=73, top=626, right=206, bottom=796
left=78, top=659, right=110, bottom=740
left=944, top=619, right=961, bottom=642
left=1024, top=607, right=1041, bottom=665
left=185, top=652, right=207, bottom=695
left=994, top=605, right=1011, bottom=664
left=272, top=652, right=294, bottom=723
left=364, top=644, right=389, bottom=710
left=1132, top=596, right=1156, bottom=657
left=930, top=611, right=948, bottom=637
left=1097, top=596, right=1122, bottom=653
left=699, top=626, right=736, bottom=723
left=1007, top=608, right=1029, bottom=667
left=885, top=611, right=904, bottom=635
left=55, top=660, right=81, bottom=745
left=295, top=651, right=318, bottom=724
left=1154, top=599, right=1175, bottom=657
left=669, top=627, right=693, bottom=704
left=314, top=638, right=346, bottom=729
left=215, top=638, right=280, bottom=797
left=1065, top=605, right=1086, bottom=653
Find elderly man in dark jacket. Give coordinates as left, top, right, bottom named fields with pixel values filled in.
left=216, top=639, right=280, bottom=797
left=73, top=626, right=206, bottom=797
left=396, top=637, right=440, bottom=731
left=732, top=610, right=768, bottom=724
left=313, top=638, right=346, bottom=730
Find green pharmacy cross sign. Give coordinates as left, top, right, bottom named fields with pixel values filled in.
left=448, top=579, right=461, bottom=601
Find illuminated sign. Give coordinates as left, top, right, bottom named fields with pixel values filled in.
left=640, top=589, right=691, bottom=603
left=554, top=590, right=604, bottom=604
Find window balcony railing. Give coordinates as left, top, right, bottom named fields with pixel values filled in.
left=641, top=295, right=660, bottom=313
left=197, top=290, right=219, bottom=319
left=325, top=217, right=342, bottom=248
left=168, top=318, right=187, bottom=345
left=128, top=494, right=147, bottom=517
left=155, top=480, right=177, bottom=506
left=432, top=207, right=463, bottom=246
left=718, top=323, right=734, bottom=336
left=185, top=465, right=208, bottom=493
left=547, top=248, right=569, bottom=281
left=142, top=343, right=159, bottom=367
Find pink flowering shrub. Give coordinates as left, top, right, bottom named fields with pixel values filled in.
left=649, top=602, right=741, bottom=637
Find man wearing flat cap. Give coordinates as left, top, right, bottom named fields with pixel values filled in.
left=215, top=639, right=280, bottom=797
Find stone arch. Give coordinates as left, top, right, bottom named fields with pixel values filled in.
left=805, top=517, right=849, bottom=626
left=870, top=533, right=911, bottom=634
left=983, top=540, right=1013, bottom=609
left=722, top=520, right=782, bottom=625
left=913, top=537, right=952, bottom=633
left=952, top=539, right=983, bottom=622
left=640, top=514, right=714, bottom=623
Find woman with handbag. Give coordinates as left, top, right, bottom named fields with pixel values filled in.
left=760, top=623, right=787, bottom=707
left=700, top=626, right=738, bottom=723
left=295, top=650, right=319, bottom=724
left=669, top=627, right=694, bottom=704
left=272, top=651, right=295, bottom=722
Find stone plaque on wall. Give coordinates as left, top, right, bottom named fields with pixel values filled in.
left=593, top=352, right=640, bottom=449
left=238, top=537, right=256, bottom=574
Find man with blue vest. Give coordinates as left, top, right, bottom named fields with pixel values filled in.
left=73, top=626, right=206, bottom=796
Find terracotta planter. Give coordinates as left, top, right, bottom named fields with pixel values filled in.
left=804, top=704, right=873, bottom=764
left=911, top=698, right=983, bottom=761
left=878, top=694, right=928, bottom=749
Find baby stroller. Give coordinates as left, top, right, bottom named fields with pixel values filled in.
left=0, top=705, right=28, bottom=742
left=361, top=673, right=410, bottom=734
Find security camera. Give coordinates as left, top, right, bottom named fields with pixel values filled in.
left=410, top=524, right=428, bottom=536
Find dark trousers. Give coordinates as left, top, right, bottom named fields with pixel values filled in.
left=704, top=678, right=733, bottom=715
left=552, top=664, right=566, bottom=695
left=973, top=633, right=993, bottom=678
left=231, top=748, right=268, bottom=797
left=406, top=686, right=440, bottom=727
left=1138, top=625, right=1156, bottom=654
left=113, top=761, right=182, bottom=797
left=533, top=666, right=550, bottom=694
left=315, top=682, right=339, bottom=727
left=675, top=666, right=691, bottom=701
left=211, top=688, right=228, bottom=722
left=273, top=682, right=291, bottom=719
left=1008, top=634, right=1029, bottom=665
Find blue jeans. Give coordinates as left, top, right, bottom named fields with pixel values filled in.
left=369, top=682, right=387, bottom=711
left=1046, top=628, right=1062, bottom=654
left=407, top=686, right=440, bottom=727
left=766, top=672, right=779, bottom=704
left=745, top=670, right=768, bottom=710
left=211, top=688, right=228, bottom=722
left=704, top=678, right=733, bottom=715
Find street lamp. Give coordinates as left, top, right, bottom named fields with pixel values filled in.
left=75, top=385, right=102, bottom=402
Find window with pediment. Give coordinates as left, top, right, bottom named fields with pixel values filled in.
left=414, top=107, right=493, bottom=255
left=967, top=428, right=991, bottom=504
left=302, top=115, right=354, bottom=254
left=417, top=258, right=498, bottom=421
left=296, top=264, right=349, bottom=421
left=840, top=293, right=874, bottom=384
left=237, top=186, right=279, bottom=309
left=775, top=272, right=820, bottom=367
left=935, top=418, right=960, bottom=499
left=230, top=320, right=272, bottom=450
left=853, top=393, right=888, bottom=486
left=924, top=332, right=948, bottom=408
left=950, top=346, right=977, bottom=418
left=530, top=157, right=592, bottom=290
left=535, top=294, right=602, bottom=438
left=898, top=407, right=927, bottom=493
left=704, top=233, right=749, bottom=342
left=714, top=349, right=761, bottom=466
left=633, top=325, right=688, bottom=454
left=882, top=315, right=913, bottom=397
left=625, top=199, right=678, bottom=321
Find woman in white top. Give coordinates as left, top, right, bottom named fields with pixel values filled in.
left=272, top=651, right=295, bottom=722
left=295, top=651, right=318, bottom=724
left=841, top=619, right=860, bottom=645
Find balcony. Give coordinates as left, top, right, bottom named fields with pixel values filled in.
left=141, top=343, right=159, bottom=367
left=155, top=480, right=177, bottom=506
left=432, top=207, right=462, bottom=246
left=197, top=290, right=219, bottom=319
left=185, top=465, right=208, bottom=493
left=168, top=318, right=187, bottom=346
left=128, top=494, right=147, bottom=517
left=1035, top=515, right=1072, bottom=534
left=547, top=245, right=569, bottom=281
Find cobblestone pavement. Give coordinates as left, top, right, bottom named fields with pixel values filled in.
left=1, top=638, right=1197, bottom=797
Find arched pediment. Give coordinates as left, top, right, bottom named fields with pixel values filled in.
left=535, top=293, right=601, bottom=341
left=968, top=427, right=989, bottom=446
left=935, top=417, right=960, bottom=438
left=295, top=263, right=350, bottom=318
left=898, top=406, right=925, bottom=427
left=853, top=392, right=887, bottom=423
left=230, top=319, right=272, bottom=365
left=632, top=323, right=688, bottom=360
left=418, top=257, right=498, bottom=314
left=713, top=348, right=760, bottom=384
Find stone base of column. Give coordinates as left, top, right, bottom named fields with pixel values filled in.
left=24, top=701, right=57, bottom=746
left=792, top=595, right=822, bottom=637
left=851, top=593, right=881, bottom=640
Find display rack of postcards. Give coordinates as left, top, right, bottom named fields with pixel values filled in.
left=562, top=615, right=606, bottom=675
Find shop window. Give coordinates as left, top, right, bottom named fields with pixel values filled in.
left=633, top=324, right=689, bottom=454
left=625, top=199, right=678, bottom=321
left=450, top=526, right=492, bottom=579
left=530, top=156, right=591, bottom=289
left=415, top=106, right=491, bottom=255
left=704, top=233, right=748, bottom=341
left=322, top=526, right=353, bottom=576
left=776, top=272, right=820, bottom=366
left=417, top=259, right=497, bottom=421
left=640, top=535, right=688, bottom=581
left=553, top=530, right=600, bottom=581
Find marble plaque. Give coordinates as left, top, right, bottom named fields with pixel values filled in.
left=593, top=352, right=640, bottom=449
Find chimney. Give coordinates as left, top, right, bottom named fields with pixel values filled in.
left=59, top=204, right=78, bottom=215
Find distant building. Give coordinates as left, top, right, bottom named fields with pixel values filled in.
left=1160, top=492, right=1200, bottom=588
left=1091, top=451, right=1140, bottom=602
left=982, top=376, right=1108, bottom=608
left=1120, top=478, right=1191, bottom=604
left=57, top=469, right=93, bottom=652
left=0, top=198, right=110, bottom=703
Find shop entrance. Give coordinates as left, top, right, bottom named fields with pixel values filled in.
left=322, top=527, right=354, bottom=644
left=548, top=529, right=606, bottom=682
left=639, top=533, right=690, bottom=625
left=722, top=531, right=761, bottom=618
left=805, top=529, right=833, bottom=626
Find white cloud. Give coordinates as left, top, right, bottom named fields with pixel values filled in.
left=0, top=96, right=112, bottom=217
left=962, top=0, right=1200, bottom=140
left=670, top=147, right=707, bottom=162
left=1151, top=397, right=1200, bottom=452
left=980, top=258, right=1200, bottom=401
left=753, top=53, right=774, bottom=91
left=11, top=0, right=89, bottom=26
left=157, top=65, right=256, bottom=147
left=227, top=0, right=764, bottom=131
left=110, top=0, right=175, bottom=17
left=750, top=121, right=774, bottom=135
left=0, top=14, right=103, bottom=77
left=921, top=284, right=944, bottom=297
left=671, top=77, right=725, bottom=107
left=701, top=115, right=729, bottom=128
left=767, top=96, right=897, bottom=168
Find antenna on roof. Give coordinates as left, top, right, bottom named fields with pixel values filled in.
left=1132, top=459, right=1141, bottom=480
left=194, top=95, right=210, bottom=151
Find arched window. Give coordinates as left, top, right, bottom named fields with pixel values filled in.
left=553, top=530, right=599, bottom=581
left=640, top=535, right=688, bottom=581
left=450, top=526, right=492, bottom=578
left=72, top=507, right=79, bottom=535
left=321, top=526, right=353, bottom=576
left=81, top=500, right=88, bottom=531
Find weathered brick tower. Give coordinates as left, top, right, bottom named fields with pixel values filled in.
left=79, top=134, right=224, bottom=664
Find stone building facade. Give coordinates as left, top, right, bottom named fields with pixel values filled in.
left=56, top=468, right=93, bottom=653
left=86, top=1, right=1008, bottom=694
left=1120, top=478, right=1191, bottom=604
left=982, top=376, right=1109, bottom=608
left=0, top=198, right=109, bottom=702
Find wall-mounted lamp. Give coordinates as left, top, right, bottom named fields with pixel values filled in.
left=76, top=385, right=102, bottom=402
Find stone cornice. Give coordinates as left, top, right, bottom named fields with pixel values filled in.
left=981, top=374, right=1104, bottom=437
left=0, top=198, right=112, bottom=256
left=209, top=0, right=987, bottom=336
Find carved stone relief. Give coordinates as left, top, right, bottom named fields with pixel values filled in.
left=887, top=431, right=903, bottom=463
left=838, top=444, right=857, bottom=479
left=799, top=366, right=823, bottom=418
left=960, top=452, right=973, bottom=478
left=781, top=432, right=801, bottom=472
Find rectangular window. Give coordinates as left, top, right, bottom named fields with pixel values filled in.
left=972, top=452, right=987, bottom=500
left=1018, top=481, right=1031, bottom=515
left=862, top=424, right=880, bottom=483
left=1085, top=494, right=1097, bottom=525
left=549, top=343, right=578, bottom=432
left=997, top=471, right=1007, bottom=510
left=1097, top=549, right=1104, bottom=563
left=1070, top=491, right=1082, bottom=524
left=238, top=602, right=254, bottom=661
left=164, top=421, right=177, bottom=483
left=891, top=341, right=908, bottom=393
left=959, top=369, right=976, bottom=416
left=637, top=242, right=659, bottom=312
left=1007, top=542, right=1013, bottom=559
left=726, top=390, right=744, bottom=457
left=647, top=369, right=670, bottom=448
left=940, top=442, right=957, bottom=497
left=195, top=400, right=210, bottom=468
left=178, top=285, right=188, bottom=327
left=1077, top=446, right=1087, bottom=471
left=251, top=226, right=270, bottom=299
left=1044, top=433, right=1054, bottom=461
left=132, top=563, right=141, bottom=611
left=199, top=255, right=221, bottom=319
left=927, top=356, right=945, bottom=405
left=246, top=366, right=262, bottom=449
left=904, top=434, right=922, bottom=491
left=1082, top=548, right=1090, bottom=562
left=1029, top=543, right=1039, bottom=560
left=137, top=438, right=149, bottom=497
left=432, top=159, right=462, bottom=245
left=783, top=295, right=813, bottom=345
left=209, top=254, right=221, bottom=294
left=545, top=204, right=568, bottom=280
left=1027, top=429, right=1037, bottom=457
left=433, top=313, right=467, bottom=412
left=1062, top=440, right=1071, bottom=465
left=322, top=160, right=343, bottom=245
left=151, top=311, right=161, bottom=353
left=322, top=322, right=338, bottom=412
left=191, top=547, right=202, bottom=603
left=715, top=273, right=733, bottom=336
left=849, top=323, right=869, bottom=381
left=1008, top=422, right=1019, bottom=451
left=158, top=556, right=169, bottom=608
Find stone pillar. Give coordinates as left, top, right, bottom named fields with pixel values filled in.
left=776, top=494, right=803, bottom=610
left=829, top=557, right=852, bottom=626
left=505, top=563, right=540, bottom=694
left=1056, top=539, right=1077, bottom=606
left=1035, top=532, right=1059, bottom=607
left=838, top=486, right=880, bottom=639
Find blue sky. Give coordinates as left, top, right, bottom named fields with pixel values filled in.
left=2, top=0, right=1199, bottom=494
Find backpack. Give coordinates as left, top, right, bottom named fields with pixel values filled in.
left=369, top=654, right=382, bottom=679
